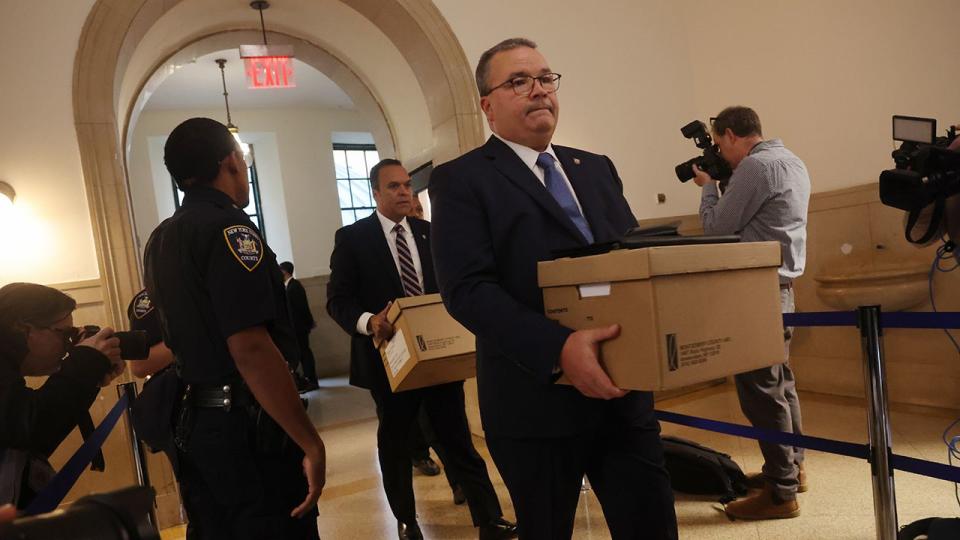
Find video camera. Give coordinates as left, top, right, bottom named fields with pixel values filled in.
left=77, top=326, right=149, bottom=361
left=879, top=115, right=960, bottom=244
left=0, top=486, right=159, bottom=540
left=675, top=120, right=733, bottom=185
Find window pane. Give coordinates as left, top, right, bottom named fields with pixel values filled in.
left=365, top=150, right=380, bottom=175
left=244, top=205, right=257, bottom=217
left=351, top=179, right=372, bottom=208
left=337, top=180, right=352, bottom=208
left=341, top=210, right=355, bottom=226
left=333, top=150, right=348, bottom=179
left=355, top=207, right=375, bottom=220
left=346, top=150, right=367, bottom=179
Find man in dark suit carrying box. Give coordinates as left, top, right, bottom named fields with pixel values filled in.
left=430, top=38, right=678, bottom=540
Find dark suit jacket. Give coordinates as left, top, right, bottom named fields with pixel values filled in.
left=430, top=136, right=654, bottom=438
left=285, top=278, right=315, bottom=335
left=326, top=213, right=437, bottom=393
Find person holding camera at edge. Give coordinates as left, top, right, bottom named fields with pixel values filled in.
left=429, top=38, right=678, bottom=539
left=0, top=283, right=125, bottom=510
left=691, top=106, right=811, bottom=520
left=143, top=117, right=325, bottom=539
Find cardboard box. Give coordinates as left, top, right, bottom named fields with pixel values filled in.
left=377, top=293, right=477, bottom=392
left=538, top=241, right=785, bottom=391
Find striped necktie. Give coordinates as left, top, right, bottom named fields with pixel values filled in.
left=393, top=223, right=423, bottom=297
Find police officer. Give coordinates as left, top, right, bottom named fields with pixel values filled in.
left=125, top=288, right=181, bottom=478
left=144, top=117, right=325, bottom=539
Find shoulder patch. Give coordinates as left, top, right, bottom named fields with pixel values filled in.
left=223, top=225, right=264, bottom=272
left=132, top=290, right=154, bottom=319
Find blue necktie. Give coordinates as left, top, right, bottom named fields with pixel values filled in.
left=536, top=152, right=594, bottom=244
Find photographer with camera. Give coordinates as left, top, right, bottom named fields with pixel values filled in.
left=689, top=106, right=811, bottom=520
left=0, top=282, right=125, bottom=510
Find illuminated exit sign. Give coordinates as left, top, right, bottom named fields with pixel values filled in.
left=240, top=44, right=295, bottom=89
left=244, top=57, right=295, bottom=89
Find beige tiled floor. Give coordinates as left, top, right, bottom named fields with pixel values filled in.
left=162, top=378, right=960, bottom=539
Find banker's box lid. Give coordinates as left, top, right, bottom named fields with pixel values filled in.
left=386, top=293, right=444, bottom=325
left=537, top=241, right=782, bottom=288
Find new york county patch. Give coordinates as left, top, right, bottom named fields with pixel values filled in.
left=223, top=225, right=264, bottom=272
left=132, top=290, right=154, bottom=319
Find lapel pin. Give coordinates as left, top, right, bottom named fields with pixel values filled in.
left=573, top=157, right=581, bottom=165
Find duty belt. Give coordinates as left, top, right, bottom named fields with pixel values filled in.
left=189, top=383, right=255, bottom=412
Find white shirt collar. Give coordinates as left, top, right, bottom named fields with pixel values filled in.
left=376, top=209, right=409, bottom=237
left=493, top=133, right=560, bottom=172
left=283, top=276, right=292, bottom=287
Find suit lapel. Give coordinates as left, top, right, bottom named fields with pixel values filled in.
left=483, top=137, right=587, bottom=244
left=362, top=214, right=403, bottom=297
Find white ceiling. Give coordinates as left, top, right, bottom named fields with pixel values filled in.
left=144, top=49, right=354, bottom=111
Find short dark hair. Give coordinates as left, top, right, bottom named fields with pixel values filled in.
left=369, top=158, right=403, bottom=191
left=279, top=261, right=294, bottom=275
left=0, top=283, right=77, bottom=356
left=475, top=38, right=538, bottom=96
left=711, top=106, right=763, bottom=138
left=164, top=117, right=237, bottom=191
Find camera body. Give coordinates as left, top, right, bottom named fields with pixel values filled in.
left=879, top=116, right=960, bottom=244
left=675, top=120, right=733, bottom=184
left=0, top=486, right=159, bottom=540
left=79, top=325, right=149, bottom=360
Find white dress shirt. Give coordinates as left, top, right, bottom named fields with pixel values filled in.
left=494, top=133, right=584, bottom=214
left=355, top=210, right=425, bottom=335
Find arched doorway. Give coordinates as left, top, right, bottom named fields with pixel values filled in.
left=74, top=0, right=483, bottom=326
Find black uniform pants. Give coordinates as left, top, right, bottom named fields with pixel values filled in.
left=370, top=381, right=500, bottom=526
left=178, top=408, right=319, bottom=540
left=486, top=410, right=677, bottom=540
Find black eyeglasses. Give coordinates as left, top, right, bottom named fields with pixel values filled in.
left=486, top=73, right=562, bottom=97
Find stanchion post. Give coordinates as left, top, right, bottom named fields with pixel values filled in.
left=116, top=382, right=158, bottom=528
left=858, top=305, right=898, bottom=540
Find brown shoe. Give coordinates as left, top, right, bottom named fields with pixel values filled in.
left=745, top=463, right=808, bottom=494
left=725, top=484, right=800, bottom=520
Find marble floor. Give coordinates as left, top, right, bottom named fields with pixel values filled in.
left=161, top=377, right=960, bottom=539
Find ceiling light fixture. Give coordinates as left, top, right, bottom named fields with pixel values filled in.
left=214, top=58, right=248, bottom=153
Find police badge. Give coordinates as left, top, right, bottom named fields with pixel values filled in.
left=132, top=290, right=154, bottom=319
left=224, top=225, right=264, bottom=271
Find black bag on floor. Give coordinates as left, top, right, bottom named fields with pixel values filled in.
left=661, top=435, right=749, bottom=503
left=899, top=517, right=960, bottom=539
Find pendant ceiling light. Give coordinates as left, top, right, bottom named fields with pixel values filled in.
left=215, top=58, right=249, bottom=154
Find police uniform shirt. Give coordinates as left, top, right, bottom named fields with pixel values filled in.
left=143, top=186, right=299, bottom=385
left=127, top=288, right=162, bottom=348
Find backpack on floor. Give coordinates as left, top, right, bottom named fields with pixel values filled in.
left=899, top=517, right=960, bottom=539
left=661, top=435, right=749, bottom=503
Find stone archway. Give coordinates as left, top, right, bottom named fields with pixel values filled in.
left=74, top=0, right=483, bottom=327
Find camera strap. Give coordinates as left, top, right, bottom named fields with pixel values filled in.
left=905, top=194, right=945, bottom=245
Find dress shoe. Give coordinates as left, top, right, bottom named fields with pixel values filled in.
left=398, top=520, right=423, bottom=540
left=745, top=462, right=808, bottom=493
left=724, top=483, right=800, bottom=520
left=479, top=517, right=518, bottom=539
left=412, top=457, right=441, bottom=476
left=452, top=484, right=466, bottom=505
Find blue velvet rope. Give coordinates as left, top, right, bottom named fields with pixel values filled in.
left=782, top=311, right=960, bottom=329
left=655, top=409, right=869, bottom=459
left=655, top=410, right=960, bottom=484
left=24, top=394, right=129, bottom=515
